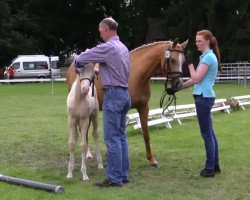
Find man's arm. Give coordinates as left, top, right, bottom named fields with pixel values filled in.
left=75, top=43, right=110, bottom=66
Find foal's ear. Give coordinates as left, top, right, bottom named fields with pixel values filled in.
left=180, top=39, right=189, bottom=49
left=172, top=38, right=179, bottom=48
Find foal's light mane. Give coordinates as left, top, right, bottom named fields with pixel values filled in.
left=130, top=41, right=172, bottom=53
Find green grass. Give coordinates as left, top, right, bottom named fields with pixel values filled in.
left=0, top=82, right=249, bottom=200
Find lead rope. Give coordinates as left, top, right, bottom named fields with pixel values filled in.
left=91, top=79, right=95, bottom=97
left=159, top=91, right=177, bottom=117
left=159, top=48, right=183, bottom=117
left=159, top=80, right=177, bottom=117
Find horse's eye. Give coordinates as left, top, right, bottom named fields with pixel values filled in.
left=170, top=59, right=176, bottom=64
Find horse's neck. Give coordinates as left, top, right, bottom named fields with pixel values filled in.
left=131, top=45, right=166, bottom=80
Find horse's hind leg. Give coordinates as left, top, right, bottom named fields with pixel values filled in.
left=67, top=116, right=78, bottom=179
left=91, top=114, right=103, bottom=170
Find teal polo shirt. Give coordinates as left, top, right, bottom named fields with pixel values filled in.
left=193, top=50, right=218, bottom=97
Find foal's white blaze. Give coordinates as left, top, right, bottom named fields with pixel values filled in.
left=80, top=79, right=91, bottom=95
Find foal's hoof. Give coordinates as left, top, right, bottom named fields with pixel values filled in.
left=85, top=152, right=93, bottom=160
left=82, top=175, right=89, bottom=181
left=98, top=164, right=104, bottom=170
left=150, top=163, right=159, bottom=168
left=67, top=173, right=73, bottom=179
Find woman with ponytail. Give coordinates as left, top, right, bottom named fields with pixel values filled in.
left=181, top=30, right=221, bottom=178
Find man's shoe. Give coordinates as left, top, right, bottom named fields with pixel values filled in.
left=94, top=179, right=122, bottom=188
left=200, top=168, right=215, bottom=178
left=122, top=179, right=130, bottom=184
left=214, top=165, right=221, bottom=173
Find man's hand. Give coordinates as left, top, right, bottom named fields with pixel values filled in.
left=75, top=61, right=87, bottom=73
left=75, top=63, right=82, bottom=73
left=94, top=67, right=99, bottom=76
left=94, top=63, right=100, bottom=76
left=185, top=50, right=193, bottom=65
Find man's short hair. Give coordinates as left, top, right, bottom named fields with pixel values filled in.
left=100, top=17, right=118, bottom=31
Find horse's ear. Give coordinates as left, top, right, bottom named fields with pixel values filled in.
left=180, top=39, right=189, bottom=50
left=172, top=38, right=179, bottom=48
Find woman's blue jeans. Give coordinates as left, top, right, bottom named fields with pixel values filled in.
left=194, top=96, right=219, bottom=169
left=103, top=87, right=131, bottom=184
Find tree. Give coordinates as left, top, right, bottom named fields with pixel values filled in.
left=1, top=0, right=249, bottom=67
left=161, top=0, right=250, bottom=62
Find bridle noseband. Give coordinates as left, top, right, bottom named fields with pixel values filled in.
left=79, top=75, right=95, bottom=97
left=165, top=49, right=184, bottom=81
left=160, top=48, right=184, bottom=116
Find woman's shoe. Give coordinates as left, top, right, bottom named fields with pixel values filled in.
left=214, top=165, right=221, bottom=173
left=200, top=168, right=215, bottom=178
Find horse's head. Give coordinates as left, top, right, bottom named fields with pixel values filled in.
left=163, top=38, right=188, bottom=91
left=77, top=63, right=95, bottom=95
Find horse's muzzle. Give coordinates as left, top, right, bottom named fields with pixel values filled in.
left=171, top=77, right=183, bottom=91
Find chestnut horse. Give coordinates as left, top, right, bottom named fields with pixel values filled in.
left=66, top=39, right=188, bottom=167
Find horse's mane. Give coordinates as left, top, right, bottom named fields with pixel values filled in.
left=130, top=41, right=172, bottom=53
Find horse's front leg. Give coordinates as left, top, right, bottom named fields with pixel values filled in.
left=138, top=105, right=158, bottom=167
left=91, top=114, right=103, bottom=170
left=67, top=116, right=78, bottom=179
left=79, top=122, right=93, bottom=160
left=79, top=118, right=90, bottom=181
left=85, top=122, right=93, bottom=160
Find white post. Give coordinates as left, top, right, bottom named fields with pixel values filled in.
left=51, top=77, right=54, bottom=95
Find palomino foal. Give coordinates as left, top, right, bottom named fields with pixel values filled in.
left=66, top=63, right=103, bottom=181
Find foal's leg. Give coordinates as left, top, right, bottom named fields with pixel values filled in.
left=91, top=114, right=103, bottom=170
left=79, top=124, right=93, bottom=159
left=67, top=116, right=78, bottom=179
left=79, top=118, right=90, bottom=181
left=85, top=122, right=93, bottom=160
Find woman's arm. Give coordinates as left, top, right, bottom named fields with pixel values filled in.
left=181, top=79, right=195, bottom=89
left=181, top=63, right=208, bottom=89
left=188, top=63, right=208, bottom=83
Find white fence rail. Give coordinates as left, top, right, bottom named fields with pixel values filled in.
left=217, top=62, right=250, bottom=84
left=150, top=62, right=250, bottom=85
left=0, top=77, right=66, bottom=83
left=1, top=62, right=249, bottom=85
left=0, top=77, right=66, bottom=94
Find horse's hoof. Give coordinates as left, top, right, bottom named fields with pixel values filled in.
left=150, top=163, right=159, bottom=168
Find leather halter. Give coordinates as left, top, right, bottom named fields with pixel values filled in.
left=79, top=75, right=95, bottom=97
left=164, top=48, right=184, bottom=91
left=160, top=48, right=184, bottom=116
left=164, top=49, right=184, bottom=80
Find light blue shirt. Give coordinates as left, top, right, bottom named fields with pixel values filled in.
left=193, top=50, right=218, bottom=97
left=75, top=36, right=130, bottom=88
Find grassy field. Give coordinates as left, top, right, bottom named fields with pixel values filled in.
left=0, top=82, right=249, bottom=200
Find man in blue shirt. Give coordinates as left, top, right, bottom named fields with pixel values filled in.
left=75, top=17, right=131, bottom=187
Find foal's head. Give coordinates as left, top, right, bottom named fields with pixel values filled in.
left=164, top=38, right=188, bottom=91
left=77, top=63, right=95, bottom=95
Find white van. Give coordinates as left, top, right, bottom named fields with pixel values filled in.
left=9, top=55, right=61, bottom=78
